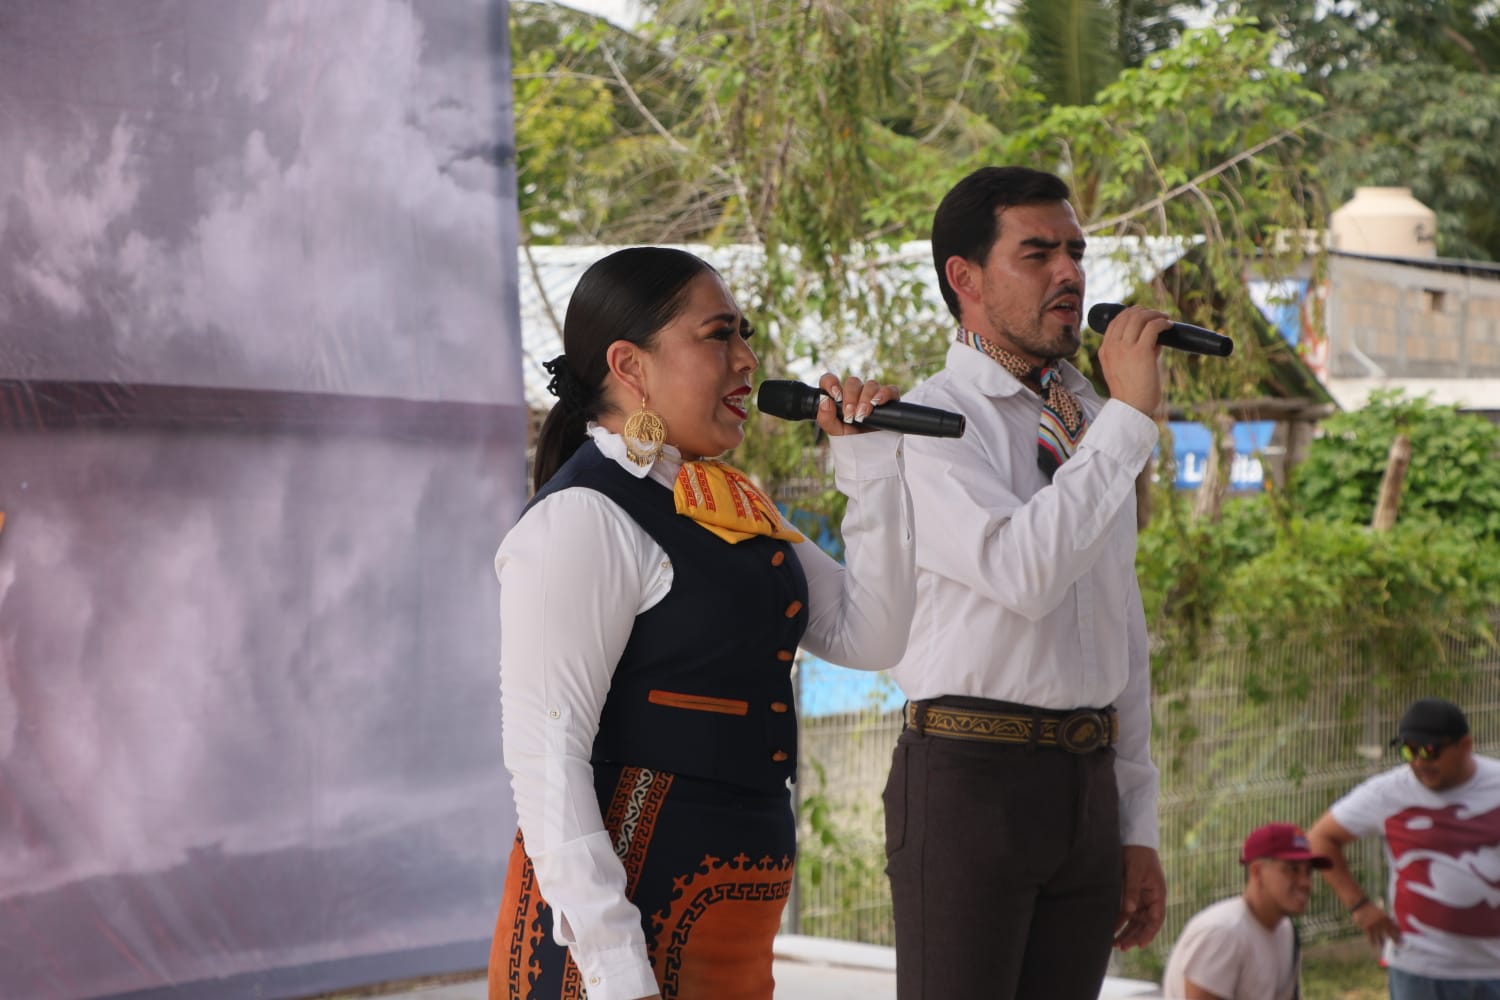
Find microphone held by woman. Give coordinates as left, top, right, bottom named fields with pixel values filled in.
left=757, top=379, right=967, bottom=437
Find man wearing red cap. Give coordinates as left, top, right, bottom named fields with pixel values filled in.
left=1308, top=697, right=1500, bottom=999
left=1162, top=823, right=1330, bottom=999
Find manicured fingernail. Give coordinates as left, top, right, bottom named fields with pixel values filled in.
left=829, top=387, right=843, bottom=403
left=855, top=404, right=871, bottom=423
left=819, top=396, right=832, bottom=411
left=843, top=405, right=854, bottom=423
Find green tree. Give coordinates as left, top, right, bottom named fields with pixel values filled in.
left=511, top=2, right=1326, bottom=511
left=512, top=0, right=1023, bottom=494
left=1229, top=0, right=1500, bottom=260
left=1291, top=389, right=1500, bottom=539
left=1013, top=0, right=1207, bottom=107
left=510, top=8, right=1500, bottom=960
left=1139, top=390, right=1500, bottom=671
left=1321, top=64, right=1500, bottom=261
left=1016, top=21, right=1323, bottom=414
left=509, top=12, right=616, bottom=240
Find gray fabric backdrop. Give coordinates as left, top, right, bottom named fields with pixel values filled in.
left=0, top=3, right=524, bottom=997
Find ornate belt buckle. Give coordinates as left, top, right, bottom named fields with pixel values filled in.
left=1057, top=709, right=1108, bottom=753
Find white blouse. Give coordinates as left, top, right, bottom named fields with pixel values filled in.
left=496, top=425, right=915, bottom=1000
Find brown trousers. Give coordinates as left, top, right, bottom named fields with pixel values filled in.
left=883, top=722, right=1123, bottom=1000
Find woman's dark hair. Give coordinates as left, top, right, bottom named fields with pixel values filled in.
left=931, top=166, right=1072, bottom=319
left=532, top=246, right=715, bottom=492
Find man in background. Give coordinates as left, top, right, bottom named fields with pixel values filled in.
left=1163, top=822, right=1330, bottom=999
left=1308, top=697, right=1500, bottom=999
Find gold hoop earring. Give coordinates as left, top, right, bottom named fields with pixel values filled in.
left=623, top=396, right=666, bottom=466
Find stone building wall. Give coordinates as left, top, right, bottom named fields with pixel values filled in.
left=1327, top=253, right=1500, bottom=379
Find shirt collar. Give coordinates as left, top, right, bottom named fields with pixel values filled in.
left=587, top=423, right=682, bottom=489
left=944, top=341, right=1098, bottom=403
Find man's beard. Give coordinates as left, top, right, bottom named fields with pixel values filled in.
left=1007, top=322, right=1080, bottom=363
left=1042, top=324, right=1081, bottom=360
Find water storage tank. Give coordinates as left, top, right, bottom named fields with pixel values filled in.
left=1329, top=186, right=1437, bottom=258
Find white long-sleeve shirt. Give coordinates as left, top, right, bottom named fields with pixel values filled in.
left=892, top=342, right=1161, bottom=849
left=497, top=424, right=914, bottom=1000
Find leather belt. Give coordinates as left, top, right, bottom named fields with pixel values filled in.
left=905, top=701, right=1117, bottom=753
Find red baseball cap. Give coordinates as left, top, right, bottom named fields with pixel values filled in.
left=1240, top=823, right=1332, bottom=869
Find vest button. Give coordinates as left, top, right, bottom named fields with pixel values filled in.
left=771, top=750, right=789, bottom=762
left=771, top=702, right=789, bottom=713
left=776, top=650, right=795, bottom=662
left=783, top=600, right=803, bottom=618
left=771, top=550, right=786, bottom=566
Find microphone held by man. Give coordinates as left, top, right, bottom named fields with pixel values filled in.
left=757, top=379, right=967, bottom=438
left=1087, top=302, right=1234, bottom=357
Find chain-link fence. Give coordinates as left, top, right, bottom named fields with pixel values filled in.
left=790, top=619, right=1500, bottom=972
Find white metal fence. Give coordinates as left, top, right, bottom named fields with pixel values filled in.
left=790, top=620, right=1500, bottom=971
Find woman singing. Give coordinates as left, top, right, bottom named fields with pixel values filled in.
left=489, top=247, right=914, bottom=1000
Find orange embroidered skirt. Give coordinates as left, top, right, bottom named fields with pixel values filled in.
left=489, top=762, right=795, bottom=1000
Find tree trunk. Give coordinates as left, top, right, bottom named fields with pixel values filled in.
left=1136, top=455, right=1153, bottom=532
left=1191, top=414, right=1235, bottom=524
left=1370, top=433, right=1412, bottom=531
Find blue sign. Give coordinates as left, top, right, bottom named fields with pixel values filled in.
left=1169, top=420, right=1275, bottom=491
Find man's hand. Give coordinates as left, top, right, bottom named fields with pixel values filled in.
left=1115, top=845, right=1166, bottom=950
left=1306, top=811, right=1400, bottom=951
left=1095, top=305, right=1171, bottom=417
left=1352, top=899, right=1402, bottom=949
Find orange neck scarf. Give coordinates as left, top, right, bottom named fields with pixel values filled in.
left=674, top=460, right=804, bottom=544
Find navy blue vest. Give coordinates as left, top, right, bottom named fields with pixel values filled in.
left=530, top=443, right=808, bottom=793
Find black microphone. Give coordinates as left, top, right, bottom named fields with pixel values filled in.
left=756, top=379, right=966, bottom=438
left=1086, top=303, right=1234, bottom=357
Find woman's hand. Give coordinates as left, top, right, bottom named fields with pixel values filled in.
left=814, top=372, right=902, bottom=437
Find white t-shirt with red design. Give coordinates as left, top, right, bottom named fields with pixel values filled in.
left=1330, top=755, right=1500, bottom=978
